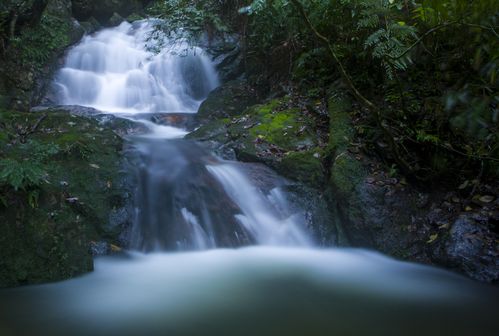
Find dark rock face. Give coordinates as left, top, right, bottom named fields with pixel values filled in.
left=72, top=0, right=149, bottom=24
left=445, top=215, right=499, bottom=283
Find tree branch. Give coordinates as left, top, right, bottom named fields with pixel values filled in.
left=8, top=11, right=18, bottom=40
left=289, top=0, right=378, bottom=115
left=389, top=21, right=457, bottom=60
left=289, top=0, right=414, bottom=174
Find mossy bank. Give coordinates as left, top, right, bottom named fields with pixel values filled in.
left=0, top=109, right=132, bottom=287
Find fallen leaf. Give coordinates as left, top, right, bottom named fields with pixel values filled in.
left=427, top=233, right=438, bottom=244
left=479, top=195, right=495, bottom=203
left=110, top=244, right=122, bottom=252
left=458, top=180, right=469, bottom=189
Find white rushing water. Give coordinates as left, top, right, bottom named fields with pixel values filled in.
left=53, top=20, right=219, bottom=113
left=207, top=164, right=311, bottom=246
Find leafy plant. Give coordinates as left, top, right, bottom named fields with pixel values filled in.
left=0, top=140, right=59, bottom=192
left=148, top=0, right=232, bottom=47
left=10, top=13, right=70, bottom=68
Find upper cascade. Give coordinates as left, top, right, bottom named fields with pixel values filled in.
left=52, top=20, right=219, bottom=113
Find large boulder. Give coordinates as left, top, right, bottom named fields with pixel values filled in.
left=0, top=109, right=133, bottom=287
left=444, top=215, right=499, bottom=283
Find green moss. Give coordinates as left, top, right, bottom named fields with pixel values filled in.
left=11, top=13, right=72, bottom=70
left=278, top=150, right=324, bottom=187
left=127, top=13, right=145, bottom=22
left=251, top=99, right=282, bottom=116
left=249, top=107, right=303, bottom=150
left=0, top=110, right=127, bottom=288
left=326, top=97, right=352, bottom=154
left=186, top=119, right=228, bottom=142
left=329, top=154, right=364, bottom=195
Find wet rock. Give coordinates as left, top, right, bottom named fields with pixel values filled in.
left=79, top=16, right=101, bottom=34
left=108, top=12, right=125, bottom=27
left=196, top=80, right=260, bottom=125
left=106, top=207, right=130, bottom=236
left=445, top=216, right=499, bottom=283
left=72, top=0, right=148, bottom=25
left=90, top=241, right=110, bottom=255
left=126, top=139, right=252, bottom=250
left=188, top=71, right=499, bottom=284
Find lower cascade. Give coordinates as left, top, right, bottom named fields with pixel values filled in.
left=1, top=20, right=498, bottom=336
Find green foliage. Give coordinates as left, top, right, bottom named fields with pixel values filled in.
left=148, top=0, right=231, bottom=47
left=0, top=140, right=59, bottom=192
left=0, top=158, right=46, bottom=191
left=354, top=1, right=417, bottom=79
left=236, top=0, right=498, bottom=181
left=10, top=13, right=70, bottom=68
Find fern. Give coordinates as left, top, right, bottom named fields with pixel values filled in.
left=0, top=140, right=59, bottom=191
left=359, top=1, right=418, bottom=79
left=0, top=158, right=46, bottom=191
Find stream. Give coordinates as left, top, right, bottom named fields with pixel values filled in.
left=1, top=21, right=498, bottom=336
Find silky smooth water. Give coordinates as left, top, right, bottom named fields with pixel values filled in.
left=1, top=20, right=498, bottom=336
left=53, top=20, right=218, bottom=113
left=0, top=248, right=498, bottom=336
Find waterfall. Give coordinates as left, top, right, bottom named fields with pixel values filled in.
left=127, top=139, right=311, bottom=251
left=53, top=20, right=311, bottom=251
left=53, top=20, right=219, bottom=113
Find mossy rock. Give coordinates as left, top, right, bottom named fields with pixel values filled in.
left=329, top=153, right=365, bottom=196
left=186, top=118, right=229, bottom=143
left=277, top=151, right=324, bottom=188
left=196, top=80, right=260, bottom=124
left=0, top=109, right=131, bottom=287
left=192, top=95, right=325, bottom=188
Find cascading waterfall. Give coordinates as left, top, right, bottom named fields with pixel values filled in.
left=128, top=139, right=311, bottom=251
left=2, top=19, right=497, bottom=336
left=53, top=20, right=218, bottom=113
left=53, top=19, right=311, bottom=251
